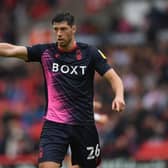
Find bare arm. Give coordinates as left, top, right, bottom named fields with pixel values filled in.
left=0, top=43, right=28, bottom=60
left=103, top=68, right=125, bottom=112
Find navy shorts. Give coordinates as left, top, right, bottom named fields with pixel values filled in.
left=38, top=120, right=101, bottom=168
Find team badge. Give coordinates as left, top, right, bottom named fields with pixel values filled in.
left=76, top=49, right=82, bottom=60
left=55, top=53, right=60, bottom=58
left=39, top=147, right=43, bottom=158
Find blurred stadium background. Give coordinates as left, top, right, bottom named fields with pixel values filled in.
left=0, top=0, right=168, bottom=167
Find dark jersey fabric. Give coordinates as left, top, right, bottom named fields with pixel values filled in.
left=27, top=42, right=111, bottom=125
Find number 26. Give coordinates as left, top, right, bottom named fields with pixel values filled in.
left=86, top=144, right=100, bottom=160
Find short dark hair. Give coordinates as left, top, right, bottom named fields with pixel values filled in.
left=51, top=12, right=75, bottom=26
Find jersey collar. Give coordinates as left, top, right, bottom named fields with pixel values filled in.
left=57, top=42, right=77, bottom=53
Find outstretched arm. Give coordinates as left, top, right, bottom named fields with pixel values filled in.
left=0, top=43, right=28, bottom=60
left=103, top=68, right=125, bottom=112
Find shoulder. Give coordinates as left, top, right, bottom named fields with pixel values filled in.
left=77, top=42, right=98, bottom=53
left=29, top=43, right=56, bottom=50
left=77, top=42, right=89, bottom=48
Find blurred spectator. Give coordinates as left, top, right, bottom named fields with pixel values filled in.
left=79, top=19, right=101, bottom=34
left=2, top=112, right=34, bottom=157
left=109, top=16, right=134, bottom=33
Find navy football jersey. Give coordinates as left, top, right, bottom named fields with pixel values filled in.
left=27, top=42, right=111, bottom=125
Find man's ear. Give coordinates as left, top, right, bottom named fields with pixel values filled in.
left=72, top=25, right=77, bottom=33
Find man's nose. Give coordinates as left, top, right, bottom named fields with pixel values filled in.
left=57, top=30, right=62, bottom=36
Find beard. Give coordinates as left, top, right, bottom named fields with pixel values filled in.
left=57, top=38, right=72, bottom=48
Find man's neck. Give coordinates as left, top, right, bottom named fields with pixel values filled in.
left=58, top=41, right=77, bottom=52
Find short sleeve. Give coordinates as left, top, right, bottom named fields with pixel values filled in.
left=26, top=44, right=44, bottom=62
left=92, top=47, right=111, bottom=76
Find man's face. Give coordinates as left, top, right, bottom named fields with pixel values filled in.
left=52, top=21, right=76, bottom=48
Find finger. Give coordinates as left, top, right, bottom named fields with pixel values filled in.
left=112, top=101, right=116, bottom=110
left=120, top=102, right=126, bottom=111
left=112, top=102, right=120, bottom=112
left=116, top=103, right=120, bottom=112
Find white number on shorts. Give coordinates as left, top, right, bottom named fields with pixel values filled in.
left=86, top=144, right=100, bottom=160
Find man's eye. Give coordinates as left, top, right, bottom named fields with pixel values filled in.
left=61, top=28, right=65, bottom=31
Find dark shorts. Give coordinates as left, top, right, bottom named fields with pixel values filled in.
left=38, top=120, right=101, bottom=168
